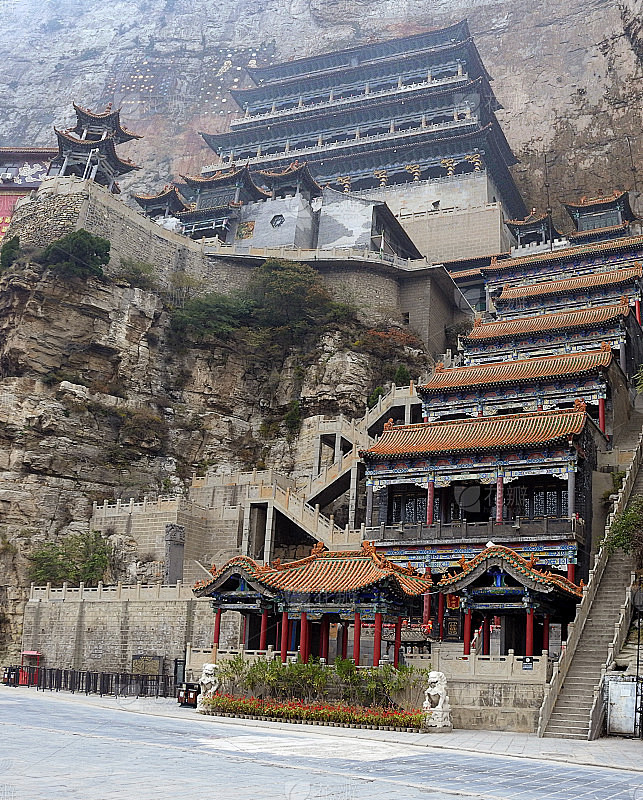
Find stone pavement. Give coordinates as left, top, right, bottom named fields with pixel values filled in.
left=1, top=686, right=643, bottom=800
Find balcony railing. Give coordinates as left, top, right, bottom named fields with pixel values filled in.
left=366, top=516, right=584, bottom=543
left=231, top=73, right=469, bottom=127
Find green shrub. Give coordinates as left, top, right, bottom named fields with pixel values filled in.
left=367, top=386, right=385, bottom=408
left=393, top=364, right=411, bottom=385
left=28, top=530, right=109, bottom=586
left=114, top=257, right=158, bottom=290
left=171, top=292, right=253, bottom=341
left=283, top=400, right=301, bottom=439
left=606, top=494, right=643, bottom=568
left=0, top=235, right=19, bottom=271
left=119, top=408, right=167, bottom=450
left=38, top=228, right=110, bottom=279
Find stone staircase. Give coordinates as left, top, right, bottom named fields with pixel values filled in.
left=538, top=413, right=643, bottom=739
left=542, top=549, right=633, bottom=739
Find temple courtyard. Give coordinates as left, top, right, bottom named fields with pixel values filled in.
left=1, top=687, right=642, bottom=799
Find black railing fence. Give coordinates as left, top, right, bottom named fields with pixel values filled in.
left=3, top=665, right=175, bottom=697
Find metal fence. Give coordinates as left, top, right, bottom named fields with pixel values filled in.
left=4, top=666, right=175, bottom=697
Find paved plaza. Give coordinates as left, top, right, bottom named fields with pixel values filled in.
left=1, top=686, right=643, bottom=799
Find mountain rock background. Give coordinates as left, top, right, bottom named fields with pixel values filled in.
left=0, top=0, right=641, bottom=224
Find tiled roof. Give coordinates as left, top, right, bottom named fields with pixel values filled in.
left=54, top=129, right=139, bottom=171
left=194, top=541, right=433, bottom=597
left=418, top=348, right=612, bottom=393
left=568, top=222, right=630, bottom=239
left=564, top=190, right=627, bottom=209
left=464, top=303, right=630, bottom=342
left=506, top=212, right=548, bottom=226
left=450, top=267, right=483, bottom=279
left=486, top=234, right=643, bottom=271
left=497, top=264, right=642, bottom=302
left=360, top=405, right=587, bottom=459
left=437, top=545, right=582, bottom=597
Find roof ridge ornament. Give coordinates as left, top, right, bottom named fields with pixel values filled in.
left=574, top=398, right=587, bottom=412
left=601, top=341, right=612, bottom=352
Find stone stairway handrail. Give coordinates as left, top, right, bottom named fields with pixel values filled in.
left=587, top=572, right=636, bottom=739
left=537, top=425, right=643, bottom=737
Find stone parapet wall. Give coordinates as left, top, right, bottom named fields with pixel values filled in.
left=20, top=592, right=219, bottom=673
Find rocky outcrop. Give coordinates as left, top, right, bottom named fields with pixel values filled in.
left=0, top=260, right=430, bottom=661
left=0, top=0, right=641, bottom=221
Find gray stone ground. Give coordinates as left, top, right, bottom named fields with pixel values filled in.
left=1, top=686, right=643, bottom=800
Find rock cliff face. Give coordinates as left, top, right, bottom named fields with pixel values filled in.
left=0, top=0, right=641, bottom=220
left=0, top=259, right=429, bottom=659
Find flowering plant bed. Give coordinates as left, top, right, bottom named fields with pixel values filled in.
left=200, top=694, right=426, bottom=732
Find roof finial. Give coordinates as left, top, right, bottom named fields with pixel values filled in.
left=574, top=398, right=587, bottom=412
left=384, top=418, right=394, bottom=430
left=601, top=341, right=612, bottom=352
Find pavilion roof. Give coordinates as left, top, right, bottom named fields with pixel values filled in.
left=418, top=347, right=612, bottom=394
left=496, top=264, right=642, bottom=303
left=72, top=102, right=142, bottom=143
left=464, top=303, right=630, bottom=342
left=487, top=234, right=643, bottom=271
left=193, top=541, right=433, bottom=597
left=450, top=267, right=483, bottom=280
left=54, top=129, right=140, bottom=173
left=505, top=211, right=563, bottom=239
left=256, top=161, right=322, bottom=195
left=181, top=164, right=270, bottom=199
left=132, top=184, right=188, bottom=212
left=563, top=190, right=634, bottom=218
left=360, top=404, right=587, bottom=460
left=436, top=545, right=582, bottom=598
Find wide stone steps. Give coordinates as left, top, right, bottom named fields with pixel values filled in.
left=542, top=549, right=632, bottom=738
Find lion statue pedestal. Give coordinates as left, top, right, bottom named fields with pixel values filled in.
left=197, top=663, right=220, bottom=711
left=422, top=670, right=453, bottom=731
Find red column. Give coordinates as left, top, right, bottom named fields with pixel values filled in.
left=275, top=619, right=280, bottom=650
left=542, top=613, right=550, bottom=653
left=636, top=298, right=641, bottom=324
left=598, top=397, right=606, bottom=434
left=496, top=475, right=504, bottom=523
left=426, top=480, right=435, bottom=525
left=373, top=611, right=383, bottom=666
left=341, top=624, right=348, bottom=659
left=483, top=616, right=491, bottom=656
left=423, top=591, right=431, bottom=626
left=393, top=616, right=402, bottom=668
left=213, top=608, right=222, bottom=647
left=525, top=608, right=534, bottom=657
left=300, top=611, right=309, bottom=663
left=567, top=563, right=576, bottom=583
left=423, top=415, right=428, bottom=423
left=438, top=593, right=445, bottom=641
left=280, top=611, right=289, bottom=662
left=463, top=608, right=472, bottom=656
left=320, top=616, right=329, bottom=661
left=259, top=609, right=269, bottom=651
left=353, top=612, right=361, bottom=664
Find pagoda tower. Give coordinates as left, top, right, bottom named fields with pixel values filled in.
left=48, top=103, right=141, bottom=192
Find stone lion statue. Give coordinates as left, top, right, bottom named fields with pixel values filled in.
left=423, top=670, right=452, bottom=730
left=197, top=663, right=220, bottom=710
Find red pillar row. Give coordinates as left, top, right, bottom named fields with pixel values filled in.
left=525, top=608, right=534, bottom=657
left=341, top=623, right=348, bottom=659
left=280, top=611, right=289, bottom=662
left=598, top=397, right=606, bottom=434
left=426, top=480, right=435, bottom=525
left=423, top=592, right=431, bottom=626
left=567, top=563, right=576, bottom=583
left=259, top=609, right=269, bottom=651
left=213, top=608, right=222, bottom=647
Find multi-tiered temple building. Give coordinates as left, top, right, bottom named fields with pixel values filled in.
left=136, top=20, right=524, bottom=262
